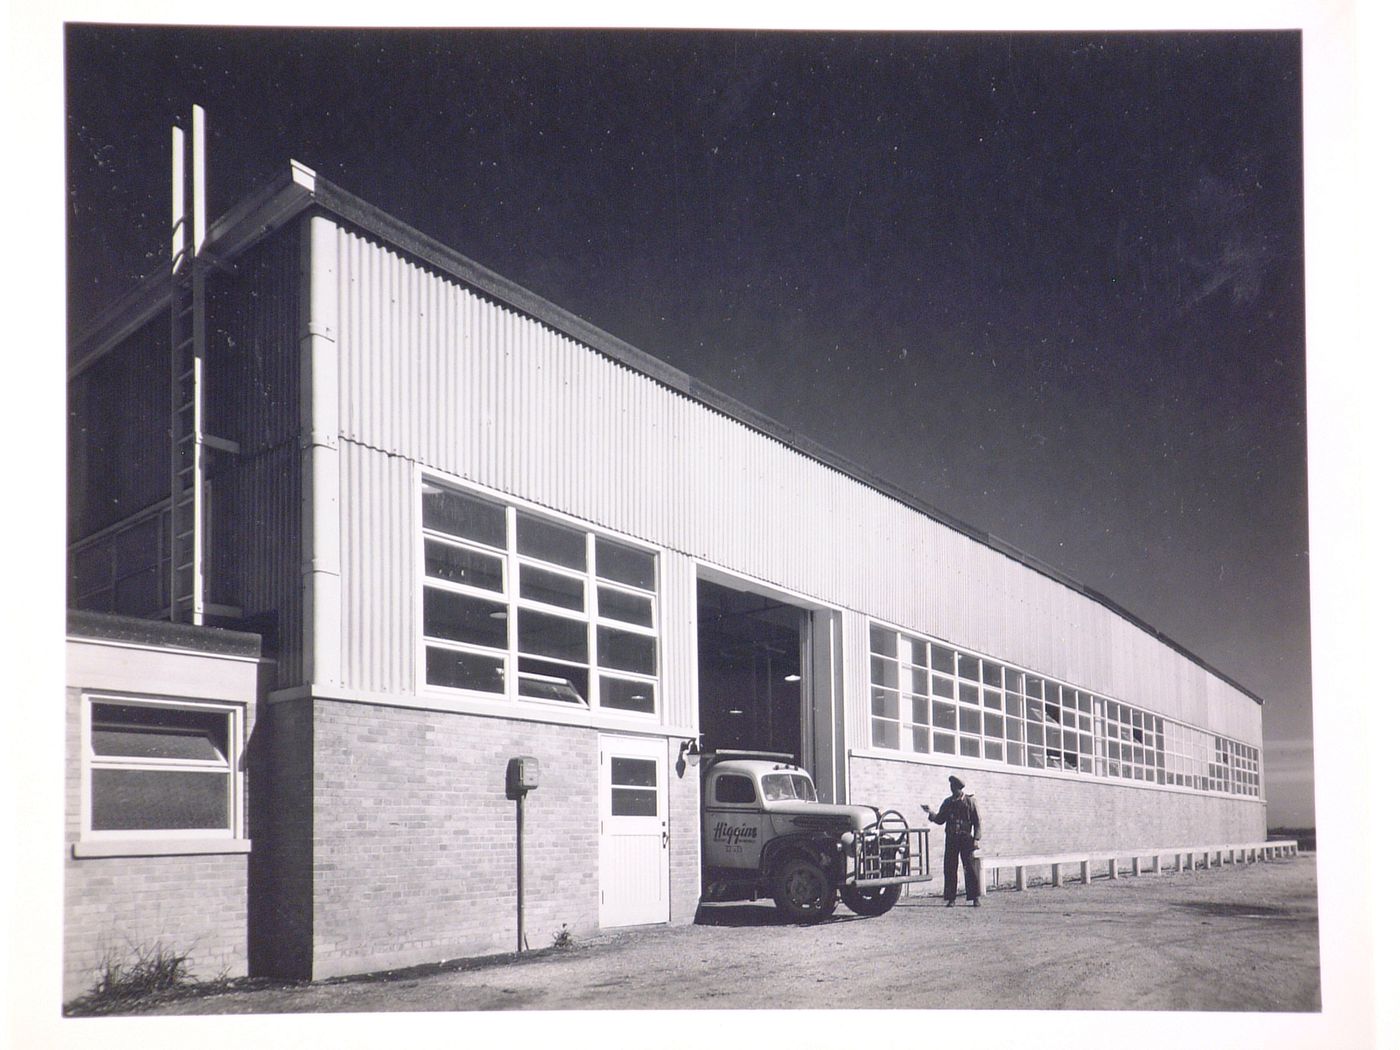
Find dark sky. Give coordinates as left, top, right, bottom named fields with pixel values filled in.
left=65, top=26, right=1313, bottom=823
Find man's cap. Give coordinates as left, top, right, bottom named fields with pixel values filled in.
left=949, top=775, right=965, bottom=791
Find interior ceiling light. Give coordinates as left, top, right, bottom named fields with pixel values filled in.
left=784, top=674, right=801, bottom=682
left=728, top=708, right=744, bottom=716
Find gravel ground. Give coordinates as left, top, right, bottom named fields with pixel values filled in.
left=130, top=853, right=1319, bottom=1016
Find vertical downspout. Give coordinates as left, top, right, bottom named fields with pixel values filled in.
left=300, top=213, right=342, bottom=689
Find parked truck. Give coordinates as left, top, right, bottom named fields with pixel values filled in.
left=700, top=750, right=932, bottom=922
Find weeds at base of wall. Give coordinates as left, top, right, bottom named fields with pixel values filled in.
left=64, top=944, right=230, bottom=1017
left=552, top=924, right=574, bottom=950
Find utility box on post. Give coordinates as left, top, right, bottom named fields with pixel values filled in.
left=506, top=756, right=540, bottom=800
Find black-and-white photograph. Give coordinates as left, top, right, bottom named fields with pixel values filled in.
left=9, top=4, right=1387, bottom=1047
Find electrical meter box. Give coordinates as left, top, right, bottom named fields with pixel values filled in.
left=506, top=756, right=540, bottom=798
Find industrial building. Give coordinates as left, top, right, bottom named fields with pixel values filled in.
left=64, top=138, right=1267, bottom=996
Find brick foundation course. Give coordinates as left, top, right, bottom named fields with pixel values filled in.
left=850, top=754, right=1266, bottom=895
left=270, top=698, right=699, bottom=980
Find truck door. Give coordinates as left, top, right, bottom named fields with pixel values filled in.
left=703, top=771, right=763, bottom=870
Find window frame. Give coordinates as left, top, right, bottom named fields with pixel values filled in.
left=417, top=472, right=662, bottom=720
left=865, top=619, right=1261, bottom=800
left=80, top=693, right=246, bottom=845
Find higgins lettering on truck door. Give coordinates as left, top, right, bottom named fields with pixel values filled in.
left=703, top=772, right=763, bottom=869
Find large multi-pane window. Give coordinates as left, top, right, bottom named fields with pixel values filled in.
left=421, top=480, right=659, bottom=715
left=868, top=624, right=1260, bottom=798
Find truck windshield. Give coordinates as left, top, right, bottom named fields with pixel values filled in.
left=761, top=773, right=818, bottom=802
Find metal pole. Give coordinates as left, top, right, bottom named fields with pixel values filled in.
left=516, top=793, right=525, bottom=952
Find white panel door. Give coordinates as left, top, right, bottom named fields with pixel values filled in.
left=599, top=736, right=670, bottom=928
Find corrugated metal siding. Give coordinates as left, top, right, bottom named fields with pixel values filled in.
left=206, top=225, right=304, bottom=687
left=657, top=550, right=696, bottom=731
left=329, top=225, right=1259, bottom=743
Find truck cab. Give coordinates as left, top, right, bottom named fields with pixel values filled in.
left=700, top=751, right=931, bottom=922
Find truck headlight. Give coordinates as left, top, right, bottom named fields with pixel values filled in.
left=838, top=831, right=855, bottom=855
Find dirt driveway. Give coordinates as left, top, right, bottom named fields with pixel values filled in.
left=142, top=854, right=1319, bottom=1015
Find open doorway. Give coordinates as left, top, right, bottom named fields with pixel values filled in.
left=696, top=578, right=809, bottom=762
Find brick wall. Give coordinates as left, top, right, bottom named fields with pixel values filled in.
left=850, top=754, right=1267, bottom=896
left=63, top=684, right=252, bottom=1001
left=298, top=699, right=699, bottom=979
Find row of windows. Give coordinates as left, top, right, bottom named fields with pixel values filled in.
left=421, top=481, right=661, bottom=716
left=868, top=625, right=1261, bottom=797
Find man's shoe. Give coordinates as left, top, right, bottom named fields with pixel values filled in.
left=972, top=898, right=981, bottom=907
left=945, top=900, right=955, bottom=907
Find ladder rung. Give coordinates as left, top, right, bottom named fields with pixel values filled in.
left=177, top=369, right=195, bottom=382
left=175, top=561, right=195, bottom=573
left=176, top=401, right=194, bottom=414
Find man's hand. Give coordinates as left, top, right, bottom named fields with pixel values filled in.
left=919, top=803, right=931, bottom=814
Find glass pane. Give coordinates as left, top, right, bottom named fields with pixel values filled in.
left=517, top=609, right=588, bottom=662
left=932, top=702, right=957, bottom=730
left=957, top=653, right=979, bottom=680
left=520, top=565, right=585, bottom=611
left=1026, top=698, right=1044, bottom=722
left=870, top=626, right=898, bottom=658
left=1008, top=742, right=1024, bottom=765
left=909, top=667, right=929, bottom=696
left=872, top=718, right=900, bottom=749
left=959, top=737, right=981, bottom=757
left=113, top=566, right=160, bottom=616
left=595, top=538, right=656, bottom=589
left=958, top=682, right=979, bottom=706
left=422, top=484, right=506, bottom=547
left=1028, top=723, right=1044, bottom=746
left=91, top=704, right=228, bottom=761
left=599, top=677, right=655, bottom=714
left=912, top=726, right=930, bottom=754
left=910, top=639, right=928, bottom=668
left=425, top=540, right=503, bottom=592
left=931, top=674, right=954, bottom=699
left=518, top=657, right=589, bottom=705
left=981, top=661, right=1003, bottom=686
left=598, top=586, right=653, bottom=627
left=426, top=647, right=505, bottom=692
left=984, top=713, right=1005, bottom=739
left=715, top=775, right=756, bottom=804
left=424, top=588, right=508, bottom=648
left=1006, top=693, right=1023, bottom=718
left=598, top=626, right=656, bottom=675
left=517, top=513, right=586, bottom=570
left=931, top=645, right=955, bottom=675
left=1028, top=746, right=1045, bottom=768
left=1025, top=676, right=1043, bottom=699
left=612, top=756, right=657, bottom=788
left=959, top=707, right=982, bottom=734
left=933, top=732, right=956, bottom=754
left=611, top=788, right=657, bottom=817
left=983, top=689, right=1002, bottom=711
left=870, top=655, right=898, bottom=689
left=1004, top=670, right=1024, bottom=695
left=984, top=741, right=1004, bottom=762
left=91, top=769, right=229, bottom=830
left=1007, top=718, right=1023, bottom=742
left=911, top=698, right=930, bottom=725
left=870, top=686, right=898, bottom=720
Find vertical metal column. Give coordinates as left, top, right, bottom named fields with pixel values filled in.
left=169, top=106, right=237, bottom=625
left=169, top=120, right=202, bottom=623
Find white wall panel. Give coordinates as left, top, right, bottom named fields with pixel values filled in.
left=329, top=225, right=1261, bottom=746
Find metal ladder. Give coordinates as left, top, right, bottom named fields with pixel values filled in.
left=169, top=107, right=239, bottom=625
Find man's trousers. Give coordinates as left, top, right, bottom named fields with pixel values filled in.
left=943, top=833, right=981, bottom=901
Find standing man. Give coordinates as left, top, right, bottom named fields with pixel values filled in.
left=922, top=775, right=982, bottom=907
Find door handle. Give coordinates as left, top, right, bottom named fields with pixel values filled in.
left=662, top=829, right=669, bottom=849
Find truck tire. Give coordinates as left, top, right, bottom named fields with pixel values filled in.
left=839, top=883, right=902, bottom=917
left=772, top=856, right=837, bottom=923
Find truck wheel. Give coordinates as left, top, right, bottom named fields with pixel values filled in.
left=772, top=856, right=837, bottom=923
left=839, top=883, right=902, bottom=917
